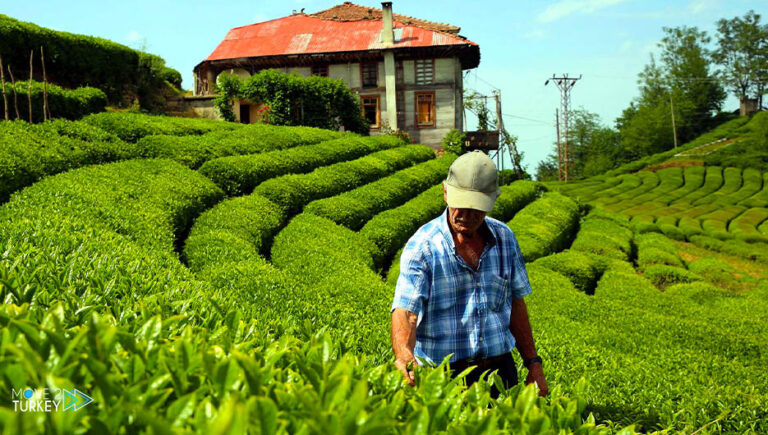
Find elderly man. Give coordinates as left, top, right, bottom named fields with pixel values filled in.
left=390, top=151, right=547, bottom=397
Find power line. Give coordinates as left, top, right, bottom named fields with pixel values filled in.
left=545, top=74, right=582, bottom=182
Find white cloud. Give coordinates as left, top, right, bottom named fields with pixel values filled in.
left=524, top=28, right=546, bottom=39
left=688, top=0, right=716, bottom=14
left=126, top=30, right=142, bottom=43
left=538, top=0, right=629, bottom=23
left=253, top=13, right=268, bottom=23
left=619, top=40, right=634, bottom=53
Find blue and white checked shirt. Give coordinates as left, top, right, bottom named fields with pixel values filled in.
left=391, top=208, right=533, bottom=366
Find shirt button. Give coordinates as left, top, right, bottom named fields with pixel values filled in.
left=479, top=337, right=484, bottom=342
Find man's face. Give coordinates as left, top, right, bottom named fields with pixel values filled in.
left=447, top=207, right=486, bottom=236
left=443, top=184, right=487, bottom=236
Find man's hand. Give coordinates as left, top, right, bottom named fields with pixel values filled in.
left=525, top=363, right=548, bottom=396
left=392, top=308, right=419, bottom=387
left=394, top=358, right=417, bottom=386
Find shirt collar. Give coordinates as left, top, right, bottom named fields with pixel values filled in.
left=438, top=207, right=498, bottom=251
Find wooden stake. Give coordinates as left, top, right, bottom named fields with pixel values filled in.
left=28, top=50, right=33, bottom=123
left=41, top=47, right=49, bottom=121
left=8, top=66, right=20, bottom=120
left=0, top=56, right=8, bottom=121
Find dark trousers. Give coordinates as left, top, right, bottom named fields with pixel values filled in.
left=450, top=352, right=518, bottom=399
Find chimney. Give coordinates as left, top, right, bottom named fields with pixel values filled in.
left=381, top=2, right=394, bottom=46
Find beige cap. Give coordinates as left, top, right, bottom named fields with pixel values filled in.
left=444, top=151, right=500, bottom=212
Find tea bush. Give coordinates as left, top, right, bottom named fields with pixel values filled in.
left=199, top=136, right=403, bottom=195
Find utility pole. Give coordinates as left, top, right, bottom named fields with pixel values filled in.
left=493, top=89, right=524, bottom=177
left=555, top=109, right=562, bottom=182
left=545, top=74, right=581, bottom=182
left=670, top=96, right=678, bottom=149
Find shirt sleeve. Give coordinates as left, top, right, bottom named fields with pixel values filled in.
left=507, top=228, right=533, bottom=299
left=391, top=243, right=430, bottom=316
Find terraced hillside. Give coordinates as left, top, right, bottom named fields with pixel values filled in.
left=1, top=113, right=766, bottom=433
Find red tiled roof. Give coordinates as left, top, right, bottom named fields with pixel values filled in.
left=310, top=2, right=460, bottom=35
left=204, top=12, right=477, bottom=62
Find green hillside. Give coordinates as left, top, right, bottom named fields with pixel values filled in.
left=1, top=113, right=767, bottom=433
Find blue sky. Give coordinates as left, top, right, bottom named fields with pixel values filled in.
left=4, top=0, right=764, bottom=172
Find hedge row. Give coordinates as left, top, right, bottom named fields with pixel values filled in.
left=0, top=159, right=223, bottom=324
left=199, top=135, right=403, bottom=195
left=570, top=208, right=634, bottom=262
left=0, top=14, right=181, bottom=105
left=183, top=194, right=286, bottom=273
left=82, top=111, right=241, bottom=143
left=739, top=172, right=768, bottom=208
left=689, top=234, right=768, bottom=264
left=361, top=184, right=446, bottom=271
left=254, top=145, right=435, bottom=215
left=507, top=192, right=581, bottom=262
left=304, top=154, right=455, bottom=231
left=138, top=123, right=346, bottom=168
left=269, top=213, right=392, bottom=359
left=600, top=115, right=750, bottom=176
left=704, top=111, right=768, bottom=171
left=488, top=180, right=545, bottom=222
left=531, top=250, right=604, bottom=294
left=530, top=208, right=634, bottom=295
left=525, top=242, right=768, bottom=433
left=0, top=119, right=132, bottom=203
left=635, top=232, right=685, bottom=270
left=2, top=80, right=107, bottom=121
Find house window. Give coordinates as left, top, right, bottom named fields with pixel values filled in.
left=361, top=95, right=380, bottom=128
left=415, top=59, right=434, bottom=85
left=311, top=64, right=329, bottom=77
left=415, top=92, right=435, bottom=128
left=361, top=62, right=378, bottom=88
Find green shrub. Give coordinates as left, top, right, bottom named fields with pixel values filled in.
left=304, top=154, right=454, bottom=230
left=254, top=145, right=435, bottom=215
left=82, top=111, right=241, bottom=142
left=531, top=250, right=603, bottom=294
left=689, top=235, right=768, bottom=263
left=0, top=119, right=133, bottom=203
left=361, top=184, right=446, bottom=269
left=139, top=123, right=344, bottom=168
left=687, top=257, right=738, bottom=288
left=183, top=194, right=286, bottom=273
left=643, top=265, right=703, bottom=288
left=570, top=209, right=634, bottom=261
left=665, top=281, right=739, bottom=305
left=199, top=135, right=403, bottom=196
left=215, top=69, right=369, bottom=134
left=0, top=159, right=223, bottom=319
left=0, top=14, right=181, bottom=107
left=488, top=180, right=544, bottom=222
left=442, top=128, right=466, bottom=154
left=3, top=80, right=107, bottom=121
left=270, top=213, right=389, bottom=357
left=738, top=172, right=768, bottom=208
left=507, top=192, right=581, bottom=261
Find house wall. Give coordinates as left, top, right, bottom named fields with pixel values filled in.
left=192, top=56, right=467, bottom=149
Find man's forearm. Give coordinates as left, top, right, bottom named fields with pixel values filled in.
left=509, top=298, right=538, bottom=360
left=391, top=308, right=418, bottom=363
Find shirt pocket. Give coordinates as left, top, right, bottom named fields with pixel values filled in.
left=486, top=274, right=510, bottom=312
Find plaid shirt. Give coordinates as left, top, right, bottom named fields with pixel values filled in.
left=391, top=208, right=533, bottom=366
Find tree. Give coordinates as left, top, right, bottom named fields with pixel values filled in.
left=619, top=26, right=724, bottom=158
left=535, top=153, right=559, bottom=182
left=659, top=26, right=725, bottom=136
left=714, top=10, right=768, bottom=109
